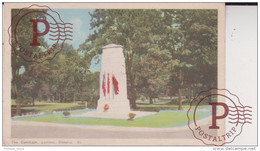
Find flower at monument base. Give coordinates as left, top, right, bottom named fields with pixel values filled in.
left=128, top=112, right=136, bottom=120
left=104, top=104, right=109, bottom=111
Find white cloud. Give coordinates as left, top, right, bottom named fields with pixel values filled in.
left=72, top=18, right=83, bottom=34
left=69, top=17, right=87, bottom=49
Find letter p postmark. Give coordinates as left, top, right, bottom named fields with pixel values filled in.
left=30, top=19, right=50, bottom=46
left=8, top=4, right=73, bottom=63
left=187, top=88, right=252, bottom=146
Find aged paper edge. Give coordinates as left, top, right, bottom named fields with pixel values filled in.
left=3, top=2, right=225, bottom=146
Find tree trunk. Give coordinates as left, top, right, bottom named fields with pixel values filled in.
left=59, top=92, right=61, bottom=102
left=127, top=52, right=137, bottom=108
left=129, top=82, right=137, bottom=109
left=191, top=87, right=194, bottom=100
left=16, top=101, right=21, bottom=116
left=178, top=88, right=183, bottom=110
left=188, top=87, right=191, bottom=102
left=208, top=89, right=212, bottom=103
left=177, top=70, right=183, bottom=110
left=12, top=83, right=18, bottom=98
left=12, top=67, right=21, bottom=115
left=170, top=96, right=175, bottom=104
left=32, top=97, right=35, bottom=106
left=54, top=92, right=57, bottom=100
left=125, top=38, right=137, bottom=109
left=11, top=67, right=19, bottom=99
left=59, top=92, right=63, bottom=103
left=72, top=93, right=75, bottom=102
left=149, top=97, right=153, bottom=104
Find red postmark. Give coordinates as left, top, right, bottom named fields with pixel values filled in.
left=187, top=88, right=252, bottom=146
left=8, top=4, right=73, bottom=63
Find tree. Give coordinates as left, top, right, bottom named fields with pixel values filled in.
left=11, top=8, right=218, bottom=114
left=84, top=9, right=165, bottom=109
left=46, top=43, right=94, bottom=103
left=11, top=9, right=47, bottom=112
left=162, top=9, right=218, bottom=109
left=135, top=46, right=171, bottom=104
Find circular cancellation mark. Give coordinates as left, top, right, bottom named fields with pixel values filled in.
left=9, top=4, right=73, bottom=63
left=187, top=88, right=252, bottom=146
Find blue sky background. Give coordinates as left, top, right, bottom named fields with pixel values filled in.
left=33, top=9, right=101, bottom=74
left=50, top=9, right=94, bottom=49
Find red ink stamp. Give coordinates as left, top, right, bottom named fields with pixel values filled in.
left=8, top=4, right=73, bottom=63
left=187, top=88, right=252, bottom=146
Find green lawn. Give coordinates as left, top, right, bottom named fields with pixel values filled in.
left=13, top=111, right=209, bottom=128
left=137, top=104, right=191, bottom=108
left=12, top=99, right=208, bottom=115
left=12, top=99, right=210, bottom=128
left=11, top=99, right=16, bottom=105
left=12, top=100, right=84, bottom=114
left=136, top=103, right=208, bottom=112
left=23, top=102, right=83, bottom=114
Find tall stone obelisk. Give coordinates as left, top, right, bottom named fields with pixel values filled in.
left=97, top=44, right=130, bottom=113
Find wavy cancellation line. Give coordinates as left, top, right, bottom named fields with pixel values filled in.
left=50, top=34, right=73, bottom=37
left=45, top=22, right=73, bottom=41
left=50, top=23, right=73, bottom=26
left=228, top=121, right=252, bottom=124
left=49, top=30, right=73, bottom=33
left=49, top=38, right=73, bottom=41
left=228, top=113, right=252, bottom=116
left=227, top=106, right=253, bottom=124
left=228, top=117, right=252, bottom=120
left=228, top=106, right=252, bottom=109
left=50, top=26, right=73, bottom=30
left=49, top=22, right=73, bottom=26
left=229, top=109, right=252, bottom=113
left=228, top=118, right=252, bottom=124
left=228, top=106, right=252, bottom=115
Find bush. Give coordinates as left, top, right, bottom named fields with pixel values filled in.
left=63, top=111, right=70, bottom=117
left=87, top=100, right=97, bottom=109
left=77, top=102, right=86, bottom=106
left=128, top=112, right=136, bottom=120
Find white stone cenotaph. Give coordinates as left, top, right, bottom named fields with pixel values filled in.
left=96, top=44, right=131, bottom=113
left=75, top=44, right=156, bottom=119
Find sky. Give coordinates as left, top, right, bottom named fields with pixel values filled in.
left=49, top=9, right=94, bottom=49
left=35, top=9, right=101, bottom=73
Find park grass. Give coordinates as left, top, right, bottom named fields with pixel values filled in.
left=12, top=99, right=208, bottom=115
left=138, top=104, right=208, bottom=108
left=12, top=99, right=210, bottom=127
left=21, top=101, right=83, bottom=114
left=137, top=104, right=191, bottom=109
left=13, top=111, right=209, bottom=128
left=12, top=100, right=84, bottom=114
left=136, top=103, right=208, bottom=111
left=11, top=99, right=16, bottom=105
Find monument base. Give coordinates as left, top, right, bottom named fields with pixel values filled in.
left=72, top=99, right=157, bottom=119
left=96, top=99, right=131, bottom=113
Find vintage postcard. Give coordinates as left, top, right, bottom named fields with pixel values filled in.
left=2, top=2, right=256, bottom=146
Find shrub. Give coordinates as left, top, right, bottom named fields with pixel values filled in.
left=63, top=111, right=70, bottom=117
left=128, top=112, right=136, bottom=120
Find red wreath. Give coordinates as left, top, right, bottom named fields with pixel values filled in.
left=104, top=104, right=109, bottom=111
